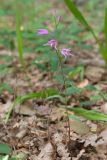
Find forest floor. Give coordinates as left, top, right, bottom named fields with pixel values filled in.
left=1, top=0, right=107, bottom=160
left=0, top=50, right=107, bottom=160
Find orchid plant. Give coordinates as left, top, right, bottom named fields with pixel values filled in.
left=37, top=30, right=73, bottom=57
left=36, top=14, right=107, bottom=134
left=37, top=16, right=74, bottom=139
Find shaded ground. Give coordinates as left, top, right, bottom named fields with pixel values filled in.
left=1, top=0, right=107, bottom=159
left=0, top=50, right=107, bottom=159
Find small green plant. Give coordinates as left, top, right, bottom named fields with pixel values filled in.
left=64, top=0, right=107, bottom=65
left=5, top=10, right=107, bottom=141
left=0, top=143, right=11, bottom=155
left=0, top=143, right=12, bottom=160
left=6, top=13, right=107, bottom=126
left=5, top=88, right=60, bottom=123
left=16, top=9, right=25, bottom=68
left=0, top=83, right=13, bottom=94
left=68, top=107, right=107, bottom=121
left=35, top=15, right=107, bottom=137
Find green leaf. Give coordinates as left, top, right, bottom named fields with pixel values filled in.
left=68, top=107, right=107, bottom=121
left=0, top=55, right=13, bottom=63
left=69, top=114, right=90, bottom=134
left=0, top=144, right=11, bottom=154
left=104, top=8, right=107, bottom=48
left=64, top=86, right=81, bottom=95
left=68, top=66, right=84, bottom=81
left=90, top=94, right=102, bottom=102
left=0, top=65, right=9, bottom=77
left=47, top=95, right=65, bottom=103
left=100, top=92, right=107, bottom=101
left=69, top=114, right=81, bottom=122
left=54, top=75, right=65, bottom=84
left=100, top=47, right=107, bottom=65
left=64, top=0, right=101, bottom=47
left=34, top=63, right=47, bottom=71
left=5, top=88, right=58, bottom=123
left=16, top=88, right=58, bottom=104
left=84, top=84, right=96, bottom=91
left=80, top=101, right=93, bottom=107
left=64, top=0, right=89, bottom=28
left=0, top=83, right=13, bottom=94
left=1, top=155, right=9, bottom=160
left=16, top=9, right=25, bottom=67
left=50, top=55, right=59, bottom=72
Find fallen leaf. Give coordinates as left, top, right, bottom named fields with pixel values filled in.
left=85, top=66, right=105, bottom=83
left=77, top=79, right=89, bottom=88
left=35, top=142, right=54, bottom=160
left=69, top=118, right=90, bottom=135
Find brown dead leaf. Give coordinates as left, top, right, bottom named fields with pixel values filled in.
left=53, top=132, right=71, bottom=160
left=15, top=103, right=36, bottom=116
left=77, top=79, right=89, bottom=88
left=0, top=101, right=12, bottom=119
left=85, top=66, right=105, bottom=83
left=50, top=108, right=65, bottom=122
left=70, top=119, right=90, bottom=135
left=101, top=103, right=107, bottom=114
left=35, top=142, right=54, bottom=160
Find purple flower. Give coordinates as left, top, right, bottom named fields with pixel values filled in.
left=61, top=48, right=73, bottom=58
left=44, top=39, right=58, bottom=50
left=37, top=29, right=48, bottom=35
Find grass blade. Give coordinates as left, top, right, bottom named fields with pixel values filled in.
left=64, top=0, right=101, bottom=47
left=104, top=8, right=107, bottom=48
left=68, top=107, right=107, bottom=121
left=5, top=88, right=58, bottom=123
left=16, top=9, right=25, bottom=67
left=65, top=0, right=89, bottom=28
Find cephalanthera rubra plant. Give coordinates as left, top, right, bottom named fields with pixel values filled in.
left=37, top=16, right=74, bottom=139
left=36, top=14, right=107, bottom=127
left=5, top=13, right=107, bottom=126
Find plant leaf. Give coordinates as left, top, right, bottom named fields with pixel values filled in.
left=68, top=107, right=107, bottom=121
left=64, top=0, right=89, bottom=28
left=2, top=155, right=9, bottom=160
left=69, top=115, right=90, bottom=135
left=100, top=47, right=107, bottom=65
left=16, top=9, right=24, bottom=67
left=104, top=8, right=107, bottom=48
left=5, top=88, right=58, bottom=123
left=15, top=88, right=58, bottom=104
left=46, top=95, right=65, bottom=103
left=64, top=86, right=82, bottom=95
left=0, top=144, right=11, bottom=154
left=0, top=83, right=13, bottom=94
left=64, top=0, right=101, bottom=47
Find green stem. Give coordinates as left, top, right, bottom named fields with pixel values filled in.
left=56, top=50, right=71, bottom=140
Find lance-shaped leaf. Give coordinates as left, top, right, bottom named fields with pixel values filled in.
left=64, top=0, right=101, bottom=47
left=104, top=8, right=107, bottom=48
left=68, top=107, right=107, bottom=121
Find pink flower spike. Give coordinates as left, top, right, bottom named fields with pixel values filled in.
left=44, top=39, right=58, bottom=50
left=37, top=29, right=48, bottom=35
left=61, top=48, right=73, bottom=58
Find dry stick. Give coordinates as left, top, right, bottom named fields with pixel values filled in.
left=56, top=50, right=71, bottom=141
left=47, top=106, right=53, bottom=141
left=43, top=91, right=53, bottom=141
left=22, top=65, right=33, bottom=89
